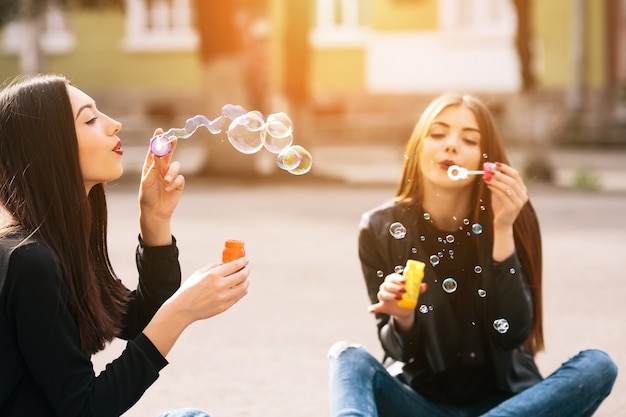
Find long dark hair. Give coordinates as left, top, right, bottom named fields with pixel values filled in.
left=395, top=94, right=544, bottom=354
left=0, top=74, right=128, bottom=355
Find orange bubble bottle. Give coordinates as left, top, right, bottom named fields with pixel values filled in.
left=222, top=239, right=246, bottom=263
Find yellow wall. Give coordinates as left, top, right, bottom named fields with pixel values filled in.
left=534, top=0, right=607, bottom=89
left=310, top=48, right=366, bottom=93
left=0, top=9, right=202, bottom=93
left=371, top=0, right=438, bottom=31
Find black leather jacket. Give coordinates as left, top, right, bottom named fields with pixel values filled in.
left=358, top=201, right=542, bottom=396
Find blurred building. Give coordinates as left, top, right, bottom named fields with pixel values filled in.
left=0, top=0, right=624, bottom=151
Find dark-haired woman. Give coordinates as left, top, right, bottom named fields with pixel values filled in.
left=0, top=74, right=250, bottom=416
left=328, top=94, right=617, bottom=416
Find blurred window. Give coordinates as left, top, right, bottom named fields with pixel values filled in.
left=2, top=1, right=74, bottom=55
left=123, top=0, right=198, bottom=52
left=439, top=0, right=515, bottom=37
left=311, top=0, right=370, bottom=47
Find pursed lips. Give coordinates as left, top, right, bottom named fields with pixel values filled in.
left=112, top=141, right=123, bottom=156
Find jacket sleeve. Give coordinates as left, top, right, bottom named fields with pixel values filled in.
left=358, top=210, right=419, bottom=362
left=482, top=252, right=534, bottom=350
left=4, top=242, right=168, bottom=417
left=118, top=235, right=181, bottom=340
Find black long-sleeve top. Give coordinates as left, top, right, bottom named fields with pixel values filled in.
left=0, top=236, right=181, bottom=416
left=358, top=202, right=542, bottom=405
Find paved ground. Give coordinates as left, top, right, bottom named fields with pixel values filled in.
left=91, top=155, right=626, bottom=416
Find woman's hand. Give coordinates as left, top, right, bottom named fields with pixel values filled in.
left=143, top=257, right=251, bottom=357
left=485, top=162, right=528, bottom=261
left=368, top=273, right=427, bottom=332
left=138, top=129, right=185, bottom=246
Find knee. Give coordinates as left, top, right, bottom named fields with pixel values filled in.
left=575, top=349, right=618, bottom=392
left=328, top=341, right=355, bottom=359
left=328, top=341, right=379, bottom=372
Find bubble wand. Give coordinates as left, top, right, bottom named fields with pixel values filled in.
left=447, top=162, right=497, bottom=181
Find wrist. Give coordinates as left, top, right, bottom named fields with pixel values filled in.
left=140, top=216, right=172, bottom=246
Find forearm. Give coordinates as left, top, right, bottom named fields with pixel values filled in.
left=492, top=225, right=515, bottom=262
left=142, top=298, right=192, bottom=357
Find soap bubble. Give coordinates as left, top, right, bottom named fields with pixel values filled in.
left=429, top=255, right=440, bottom=266
left=376, top=270, right=384, bottom=278
left=478, top=289, right=487, bottom=297
left=419, top=305, right=429, bottom=314
left=394, top=265, right=404, bottom=274
left=442, top=277, right=458, bottom=293
left=493, top=318, right=510, bottom=334
left=389, top=222, right=407, bottom=239
left=474, top=265, right=483, bottom=274
left=423, top=212, right=431, bottom=221
left=471, top=223, right=483, bottom=235
left=277, top=145, right=313, bottom=175
left=227, top=112, right=265, bottom=154
left=446, top=234, right=455, bottom=243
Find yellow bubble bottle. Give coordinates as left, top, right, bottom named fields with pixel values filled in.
left=398, top=259, right=425, bottom=309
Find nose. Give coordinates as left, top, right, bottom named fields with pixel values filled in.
left=106, top=114, right=122, bottom=135
left=443, top=135, right=458, bottom=153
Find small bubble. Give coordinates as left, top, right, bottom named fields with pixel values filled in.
left=438, top=236, right=443, bottom=243
left=478, top=289, right=487, bottom=297
left=442, top=277, right=458, bottom=293
left=389, top=222, right=407, bottom=239
left=474, top=265, right=483, bottom=274
left=446, top=234, right=455, bottom=243
left=472, top=223, right=483, bottom=234
left=509, top=267, right=516, bottom=275
left=429, top=305, right=434, bottom=311
left=420, top=235, right=426, bottom=241
left=403, top=154, right=409, bottom=160
left=394, top=265, right=404, bottom=274
left=480, top=205, right=486, bottom=211
left=411, top=247, right=418, bottom=254
left=448, top=249, right=454, bottom=257
left=493, top=318, right=510, bottom=334
left=437, top=251, right=444, bottom=258
left=463, top=218, right=470, bottom=225
left=376, top=270, right=384, bottom=278
left=483, top=153, right=489, bottom=159
left=423, top=212, right=431, bottom=221
left=430, top=255, right=440, bottom=266
left=419, top=305, right=429, bottom=314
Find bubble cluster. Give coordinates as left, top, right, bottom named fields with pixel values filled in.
left=149, top=104, right=312, bottom=175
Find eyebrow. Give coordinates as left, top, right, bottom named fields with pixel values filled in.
left=75, top=103, right=94, bottom=120
left=431, top=121, right=481, bottom=134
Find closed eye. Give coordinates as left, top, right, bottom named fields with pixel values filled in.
left=86, top=117, right=98, bottom=125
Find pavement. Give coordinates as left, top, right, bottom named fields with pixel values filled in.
left=94, top=144, right=626, bottom=417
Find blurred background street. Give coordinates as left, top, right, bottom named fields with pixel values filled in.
left=92, top=166, right=625, bottom=417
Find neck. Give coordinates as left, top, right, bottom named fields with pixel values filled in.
left=421, top=186, right=473, bottom=231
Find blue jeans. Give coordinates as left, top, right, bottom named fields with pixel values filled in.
left=328, top=343, right=617, bottom=417
left=155, top=409, right=210, bottom=417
